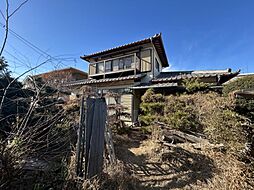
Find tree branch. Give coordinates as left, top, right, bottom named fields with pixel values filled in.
left=9, top=0, right=29, bottom=18
left=0, top=10, right=6, bottom=20
left=0, top=0, right=9, bottom=57
left=0, top=0, right=29, bottom=57
left=0, top=59, right=51, bottom=114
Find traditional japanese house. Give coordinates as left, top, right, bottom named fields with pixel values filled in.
left=23, top=67, right=88, bottom=101
left=66, top=33, right=239, bottom=123
left=24, top=67, right=87, bottom=89
left=33, top=67, right=88, bottom=84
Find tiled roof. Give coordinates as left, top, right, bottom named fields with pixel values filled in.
left=152, top=69, right=240, bottom=84
left=130, top=82, right=178, bottom=89
left=64, top=74, right=144, bottom=86
left=33, top=67, right=88, bottom=77
left=81, top=33, right=169, bottom=67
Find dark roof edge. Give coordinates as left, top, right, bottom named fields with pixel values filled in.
left=161, top=68, right=233, bottom=74
left=33, top=67, right=88, bottom=77
left=152, top=69, right=240, bottom=83
left=63, top=74, right=144, bottom=86
left=81, top=33, right=169, bottom=67
left=151, top=33, right=169, bottom=67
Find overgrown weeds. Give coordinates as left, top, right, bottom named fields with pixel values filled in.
left=140, top=89, right=248, bottom=153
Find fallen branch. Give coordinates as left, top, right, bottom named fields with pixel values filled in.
left=163, top=129, right=209, bottom=144
left=154, top=121, right=208, bottom=143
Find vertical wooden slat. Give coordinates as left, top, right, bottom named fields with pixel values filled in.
left=84, top=98, right=95, bottom=178
left=87, top=98, right=107, bottom=178
left=76, top=96, right=84, bottom=176
left=79, top=102, right=86, bottom=177
left=84, top=97, right=107, bottom=179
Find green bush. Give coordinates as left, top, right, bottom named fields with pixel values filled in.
left=164, top=95, right=201, bottom=132
left=223, top=75, right=254, bottom=121
left=182, top=78, right=209, bottom=93
left=223, top=75, right=254, bottom=95
left=140, top=89, right=165, bottom=125
left=140, top=102, right=165, bottom=115
left=139, top=115, right=161, bottom=126
left=141, top=88, right=165, bottom=103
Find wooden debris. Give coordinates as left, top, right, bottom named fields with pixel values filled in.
left=162, top=129, right=209, bottom=144
left=192, top=143, right=225, bottom=151
left=154, top=121, right=208, bottom=143
left=155, top=121, right=225, bottom=151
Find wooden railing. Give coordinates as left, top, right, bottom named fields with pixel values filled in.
left=89, top=53, right=151, bottom=76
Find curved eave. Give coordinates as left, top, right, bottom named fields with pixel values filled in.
left=80, top=38, right=151, bottom=61
left=81, top=33, right=169, bottom=67
left=151, top=34, right=169, bottom=67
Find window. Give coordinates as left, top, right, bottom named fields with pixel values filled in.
left=112, top=59, right=119, bottom=71
left=119, top=58, right=124, bottom=70
left=113, top=55, right=134, bottom=71
left=141, top=49, right=151, bottom=72
left=96, top=62, right=104, bottom=74
left=91, top=55, right=135, bottom=74
left=125, top=56, right=133, bottom=69
left=89, top=63, right=96, bottom=75
left=105, top=60, right=112, bottom=72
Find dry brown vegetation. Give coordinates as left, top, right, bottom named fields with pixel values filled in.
left=140, top=89, right=249, bottom=154
left=1, top=82, right=253, bottom=190
left=1, top=58, right=254, bottom=190
left=112, top=130, right=253, bottom=190
left=63, top=129, right=252, bottom=189
left=2, top=87, right=253, bottom=189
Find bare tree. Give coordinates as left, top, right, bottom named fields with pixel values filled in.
left=0, top=0, right=29, bottom=57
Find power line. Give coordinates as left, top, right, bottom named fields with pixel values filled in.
left=4, top=49, right=28, bottom=66
left=0, top=21, right=52, bottom=59
left=0, top=23, right=46, bottom=58
left=0, top=21, right=76, bottom=68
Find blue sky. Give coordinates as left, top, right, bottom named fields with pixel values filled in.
left=0, top=0, right=254, bottom=77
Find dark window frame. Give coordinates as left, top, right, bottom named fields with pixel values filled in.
left=105, top=60, right=112, bottom=72
left=155, top=58, right=160, bottom=71
left=96, top=62, right=104, bottom=74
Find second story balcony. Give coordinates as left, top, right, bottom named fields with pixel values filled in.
left=89, top=52, right=151, bottom=78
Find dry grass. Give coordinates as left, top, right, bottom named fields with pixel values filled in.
left=82, top=177, right=101, bottom=190
left=50, top=129, right=253, bottom=190
left=64, top=150, right=139, bottom=190
left=178, top=143, right=250, bottom=190
left=129, top=139, right=161, bottom=161
left=101, top=161, right=139, bottom=190
left=113, top=131, right=253, bottom=190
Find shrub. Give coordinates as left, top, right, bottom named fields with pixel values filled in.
left=140, top=89, right=165, bottom=125
left=223, top=75, right=254, bottom=95
left=223, top=75, right=254, bottom=121
left=182, top=78, right=209, bottom=93
left=141, top=88, right=165, bottom=103
left=164, top=95, right=201, bottom=132
left=202, top=109, right=246, bottom=152
left=139, top=89, right=248, bottom=153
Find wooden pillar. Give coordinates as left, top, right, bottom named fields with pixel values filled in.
left=103, top=60, right=106, bottom=79
left=134, top=53, right=137, bottom=76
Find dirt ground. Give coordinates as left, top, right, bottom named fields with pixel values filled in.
left=113, top=130, right=251, bottom=190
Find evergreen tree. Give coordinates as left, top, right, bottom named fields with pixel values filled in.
left=0, top=57, right=29, bottom=138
